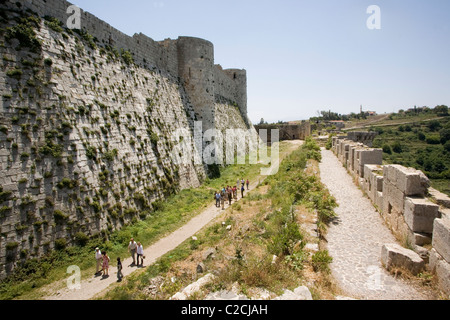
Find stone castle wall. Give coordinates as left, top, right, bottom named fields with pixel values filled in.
left=0, top=0, right=254, bottom=278
left=332, top=136, right=450, bottom=296
left=12, top=0, right=248, bottom=130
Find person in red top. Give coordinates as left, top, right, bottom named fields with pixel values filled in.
left=246, top=179, right=249, bottom=190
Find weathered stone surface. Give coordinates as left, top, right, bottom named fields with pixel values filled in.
left=384, top=165, right=430, bottom=196
left=428, top=187, right=450, bottom=209
left=407, top=229, right=432, bottom=246
left=404, top=197, right=440, bottom=233
left=428, top=249, right=450, bottom=297
left=272, top=286, right=313, bottom=300
left=170, top=273, right=216, bottom=300
left=382, top=180, right=405, bottom=215
left=432, top=218, right=450, bottom=263
left=364, top=164, right=383, bottom=203
left=381, top=243, right=425, bottom=275
left=202, top=248, right=216, bottom=261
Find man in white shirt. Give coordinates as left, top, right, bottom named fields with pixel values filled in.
left=128, top=238, right=137, bottom=265
left=95, top=247, right=102, bottom=274
left=136, top=242, right=144, bottom=266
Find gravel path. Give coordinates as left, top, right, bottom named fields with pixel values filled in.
left=43, top=141, right=303, bottom=300
left=319, top=148, right=428, bottom=300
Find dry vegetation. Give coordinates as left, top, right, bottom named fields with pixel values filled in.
left=101, top=138, right=341, bottom=300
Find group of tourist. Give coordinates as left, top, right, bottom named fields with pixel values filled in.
left=94, top=178, right=251, bottom=282
left=214, top=178, right=249, bottom=210
left=94, top=237, right=145, bottom=282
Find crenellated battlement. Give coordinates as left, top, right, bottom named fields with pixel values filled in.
left=9, top=0, right=248, bottom=130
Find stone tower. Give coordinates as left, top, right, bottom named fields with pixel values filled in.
left=176, top=37, right=216, bottom=131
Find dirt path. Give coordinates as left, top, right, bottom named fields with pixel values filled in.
left=319, top=148, right=430, bottom=300
left=43, top=140, right=303, bottom=300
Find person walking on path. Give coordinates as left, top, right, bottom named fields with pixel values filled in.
left=136, top=242, right=144, bottom=267
left=128, top=238, right=137, bottom=265
left=228, top=187, right=232, bottom=205
left=215, top=191, right=221, bottom=208
left=95, top=247, right=102, bottom=275
left=101, top=251, right=110, bottom=277
left=233, top=186, right=237, bottom=200
left=241, top=184, right=245, bottom=198
left=221, top=190, right=225, bottom=210
left=246, top=179, right=249, bottom=190
left=116, top=257, right=123, bottom=282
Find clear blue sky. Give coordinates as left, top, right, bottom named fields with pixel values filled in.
left=69, top=0, right=450, bottom=124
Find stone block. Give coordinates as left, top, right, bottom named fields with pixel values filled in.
left=432, top=218, right=450, bottom=263
left=359, top=148, right=383, bottom=166
left=384, top=165, right=430, bottom=196
left=381, top=243, right=425, bottom=275
left=382, top=180, right=405, bottom=215
left=429, top=249, right=450, bottom=297
left=407, top=229, right=432, bottom=246
left=428, top=188, right=450, bottom=209
left=364, top=164, right=383, bottom=203
left=404, top=197, right=440, bottom=233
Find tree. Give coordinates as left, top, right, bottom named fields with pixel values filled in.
left=434, top=105, right=449, bottom=117
left=392, top=141, right=403, bottom=153
left=427, top=120, right=441, bottom=132
left=440, top=128, right=450, bottom=144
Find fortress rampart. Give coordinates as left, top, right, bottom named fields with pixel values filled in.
left=16, top=0, right=248, bottom=130
left=0, top=0, right=253, bottom=278
left=332, top=136, right=450, bottom=296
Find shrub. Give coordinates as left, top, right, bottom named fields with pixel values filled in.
left=85, top=146, right=97, bottom=160
left=121, top=49, right=134, bottom=65
left=382, top=144, right=392, bottom=154
left=53, top=210, right=68, bottom=223
left=54, top=238, right=67, bottom=250
left=44, top=58, right=53, bottom=66
left=5, top=16, right=42, bottom=52
left=444, top=141, right=450, bottom=152
left=6, top=242, right=19, bottom=251
left=57, top=178, right=77, bottom=189
left=44, top=16, right=63, bottom=33
left=418, top=131, right=426, bottom=141
left=426, top=135, right=441, bottom=145
left=427, top=120, right=441, bottom=132
left=74, top=232, right=89, bottom=247
left=392, top=141, right=403, bottom=153
left=311, top=250, right=333, bottom=273
left=6, top=68, right=23, bottom=78
left=440, top=128, right=450, bottom=144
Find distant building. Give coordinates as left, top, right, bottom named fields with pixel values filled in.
left=328, top=120, right=345, bottom=129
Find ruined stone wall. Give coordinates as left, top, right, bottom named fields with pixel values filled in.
left=332, top=136, right=450, bottom=296
left=254, top=123, right=311, bottom=143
